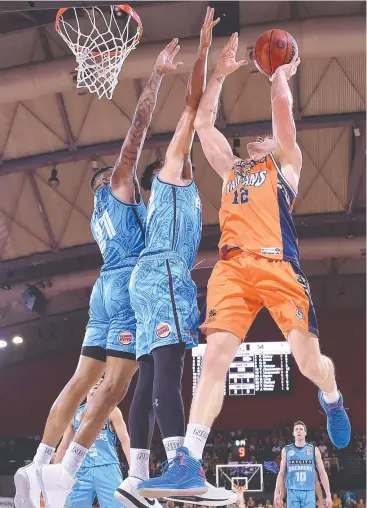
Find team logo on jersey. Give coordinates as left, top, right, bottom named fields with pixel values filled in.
left=289, top=450, right=295, bottom=456
left=226, top=170, right=267, bottom=194
left=306, top=449, right=312, bottom=456
left=156, top=322, right=172, bottom=339
left=295, top=309, right=304, bottom=320
left=118, top=331, right=133, bottom=345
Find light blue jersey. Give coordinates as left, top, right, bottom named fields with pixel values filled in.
left=65, top=405, right=122, bottom=507
left=285, top=443, right=316, bottom=491
left=82, top=185, right=147, bottom=358
left=143, top=176, right=202, bottom=269
left=130, top=176, right=202, bottom=359
left=73, top=404, right=119, bottom=468
left=91, top=184, right=147, bottom=271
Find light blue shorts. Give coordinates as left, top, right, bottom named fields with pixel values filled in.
left=129, top=252, right=198, bottom=360
left=287, top=489, right=316, bottom=508
left=83, top=265, right=136, bottom=359
left=65, top=463, right=123, bottom=507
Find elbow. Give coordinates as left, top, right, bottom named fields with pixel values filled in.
left=194, top=114, right=210, bottom=132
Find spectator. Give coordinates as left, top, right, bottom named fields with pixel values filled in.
left=330, top=452, right=340, bottom=473
left=357, top=499, right=366, bottom=508
left=265, top=500, right=273, bottom=507
left=344, top=491, right=357, bottom=507
left=319, top=441, right=328, bottom=456
left=323, top=451, right=331, bottom=474
left=332, top=493, right=342, bottom=507
left=247, top=496, right=256, bottom=507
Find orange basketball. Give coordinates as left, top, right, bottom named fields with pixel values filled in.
left=253, top=29, right=298, bottom=77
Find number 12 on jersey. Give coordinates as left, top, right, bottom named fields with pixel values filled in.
left=232, top=187, right=249, bottom=205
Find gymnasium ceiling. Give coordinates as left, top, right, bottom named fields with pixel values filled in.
left=0, top=1, right=365, bottom=365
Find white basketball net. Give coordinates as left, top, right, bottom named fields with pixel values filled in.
left=56, top=5, right=142, bottom=100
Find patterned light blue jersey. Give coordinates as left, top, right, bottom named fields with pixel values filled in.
left=143, top=176, right=202, bottom=269
left=73, top=404, right=119, bottom=468
left=285, top=443, right=316, bottom=491
left=91, top=185, right=147, bottom=272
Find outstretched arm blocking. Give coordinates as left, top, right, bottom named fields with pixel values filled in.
left=111, top=39, right=183, bottom=202
left=161, top=7, right=219, bottom=180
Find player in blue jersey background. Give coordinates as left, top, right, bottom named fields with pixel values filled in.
left=55, top=379, right=130, bottom=508
left=273, top=421, right=332, bottom=508
left=116, top=9, right=236, bottom=508
left=14, top=40, right=182, bottom=508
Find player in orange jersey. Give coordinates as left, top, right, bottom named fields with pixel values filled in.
left=137, top=33, right=351, bottom=499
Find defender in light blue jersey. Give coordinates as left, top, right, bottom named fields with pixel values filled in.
left=118, top=10, right=236, bottom=508
left=55, top=380, right=129, bottom=508
left=15, top=40, right=180, bottom=508
left=274, top=421, right=333, bottom=508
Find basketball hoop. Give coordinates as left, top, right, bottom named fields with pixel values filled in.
left=55, top=5, right=143, bottom=100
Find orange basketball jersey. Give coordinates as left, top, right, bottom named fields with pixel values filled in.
left=219, top=153, right=299, bottom=265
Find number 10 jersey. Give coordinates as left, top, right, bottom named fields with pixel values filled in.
left=285, top=442, right=316, bottom=491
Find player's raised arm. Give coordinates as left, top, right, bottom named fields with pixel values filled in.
left=110, top=407, right=131, bottom=466
left=194, top=33, right=247, bottom=179
left=111, top=39, right=183, bottom=202
left=315, top=447, right=333, bottom=508
left=54, top=421, right=75, bottom=464
left=159, top=7, right=219, bottom=181
left=270, top=56, right=302, bottom=173
left=273, top=448, right=286, bottom=508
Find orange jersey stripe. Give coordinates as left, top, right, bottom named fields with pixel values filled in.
left=219, top=154, right=299, bottom=264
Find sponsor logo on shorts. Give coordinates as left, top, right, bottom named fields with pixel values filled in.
left=118, top=331, right=133, bottom=345
left=156, top=322, right=172, bottom=339
left=295, top=309, right=304, bottom=320
left=206, top=309, right=217, bottom=323
left=261, top=247, right=281, bottom=255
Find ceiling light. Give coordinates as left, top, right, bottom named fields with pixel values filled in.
left=0, top=340, right=8, bottom=348
left=92, top=159, right=99, bottom=170
left=48, top=168, right=60, bottom=187
left=12, top=336, right=24, bottom=345
left=1, top=283, right=11, bottom=290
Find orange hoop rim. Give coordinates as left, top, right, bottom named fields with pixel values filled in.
left=55, top=4, right=143, bottom=56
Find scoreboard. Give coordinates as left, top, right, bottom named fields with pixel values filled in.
left=192, top=341, right=292, bottom=396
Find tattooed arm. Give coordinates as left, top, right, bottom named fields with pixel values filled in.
left=194, top=33, right=247, bottom=180
left=159, top=7, right=219, bottom=182
left=111, top=39, right=183, bottom=203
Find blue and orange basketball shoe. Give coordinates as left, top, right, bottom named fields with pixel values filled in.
left=318, top=390, right=351, bottom=448
left=137, top=447, right=208, bottom=498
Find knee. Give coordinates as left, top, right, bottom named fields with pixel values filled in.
left=101, top=377, right=130, bottom=406
left=202, top=343, right=232, bottom=378
left=296, top=354, right=332, bottom=381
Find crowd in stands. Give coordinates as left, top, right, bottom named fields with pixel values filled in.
left=1, top=428, right=365, bottom=507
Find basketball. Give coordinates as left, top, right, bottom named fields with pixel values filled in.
left=253, top=29, right=298, bottom=77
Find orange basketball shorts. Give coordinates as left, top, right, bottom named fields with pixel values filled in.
left=201, top=251, right=318, bottom=340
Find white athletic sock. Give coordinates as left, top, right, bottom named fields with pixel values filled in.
left=34, top=443, right=55, bottom=466
left=163, top=436, right=184, bottom=460
left=130, top=449, right=150, bottom=480
left=62, top=442, right=89, bottom=477
left=184, top=423, right=211, bottom=460
left=322, top=387, right=340, bottom=405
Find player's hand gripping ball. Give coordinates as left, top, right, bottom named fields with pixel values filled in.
left=253, top=29, right=298, bottom=77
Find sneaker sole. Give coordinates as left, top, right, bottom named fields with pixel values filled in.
left=36, top=468, right=50, bottom=508
left=165, top=494, right=238, bottom=506
left=115, top=488, right=156, bottom=508
left=14, top=468, right=40, bottom=508
left=139, top=487, right=208, bottom=498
